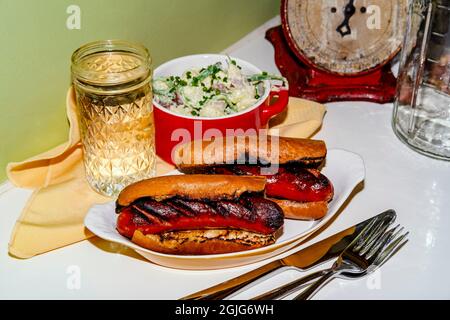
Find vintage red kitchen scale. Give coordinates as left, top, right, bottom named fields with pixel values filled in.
left=267, top=0, right=407, bottom=103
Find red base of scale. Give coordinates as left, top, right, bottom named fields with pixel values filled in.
left=266, top=26, right=398, bottom=104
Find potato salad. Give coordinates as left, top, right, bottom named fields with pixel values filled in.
left=153, top=59, right=285, bottom=117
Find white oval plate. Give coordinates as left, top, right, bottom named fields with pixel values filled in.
left=84, top=149, right=365, bottom=270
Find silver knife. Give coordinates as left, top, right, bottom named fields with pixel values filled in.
left=181, top=210, right=396, bottom=300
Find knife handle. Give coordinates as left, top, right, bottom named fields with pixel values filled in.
left=295, top=269, right=337, bottom=300
left=251, top=269, right=328, bottom=300
left=180, top=260, right=285, bottom=300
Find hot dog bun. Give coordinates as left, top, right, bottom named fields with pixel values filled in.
left=132, top=229, right=274, bottom=255
left=173, top=135, right=327, bottom=171
left=269, top=199, right=328, bottom=220
left=117, top=174, right=266, bottom=206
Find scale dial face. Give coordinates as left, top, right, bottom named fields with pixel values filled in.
left=282, top=0, right=407, bottom=75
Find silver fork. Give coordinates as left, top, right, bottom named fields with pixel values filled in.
left=253, top=214, right=394, bottom=300
left=294, top=223, right=409, bottom=300
left=253, top=217, right=408, bottom=300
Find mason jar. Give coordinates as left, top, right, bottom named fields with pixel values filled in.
left=393, top=0, right=450, bottom=160
left=71, top=40, right=156, bottom=197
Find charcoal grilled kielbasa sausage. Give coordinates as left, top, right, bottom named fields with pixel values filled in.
left=116, top=193, right=284, bottom=238
left=115, top=175, right=285, bottom=255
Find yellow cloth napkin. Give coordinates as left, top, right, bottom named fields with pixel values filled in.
left=6, top=87, right=326, bottom=259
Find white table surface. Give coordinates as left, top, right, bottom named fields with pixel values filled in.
left=1, top=17, right=450, bottom=300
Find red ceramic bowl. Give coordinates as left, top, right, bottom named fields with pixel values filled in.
left=153, top=54, right=289, bottom=164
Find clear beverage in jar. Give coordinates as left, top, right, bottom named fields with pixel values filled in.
left=72, top=41, right=155, bottom=197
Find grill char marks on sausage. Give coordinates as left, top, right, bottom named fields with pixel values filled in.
left=207, top=165, right=333, bottom=203
left=266, top=168, right=333, bottom=203
left=169, top=198, right=218, bottom=217
left=116, top=193, right=283, bottom=239
left=241, top=193, right=284, bottom=230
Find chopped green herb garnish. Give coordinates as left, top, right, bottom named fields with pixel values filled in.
left=152, top=58, right=287, bottom=118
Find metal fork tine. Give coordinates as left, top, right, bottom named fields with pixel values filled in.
left=352, top=217, right=387, bottom=251
left=353, top=216, right=393, bottom=253
left=374, top=231, right=409, bottom=265
left=377, top=238, right=409, bottom=268
left=365, top=224, right=401, bottom=260
left=351, top=218, right=379, bottom=251
left=391, top=226, right=405, bottom=241
left=358, top=221, right=392, bottom=256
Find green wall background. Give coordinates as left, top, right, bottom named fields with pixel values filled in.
left=0, top=0, right=278, bottom=182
